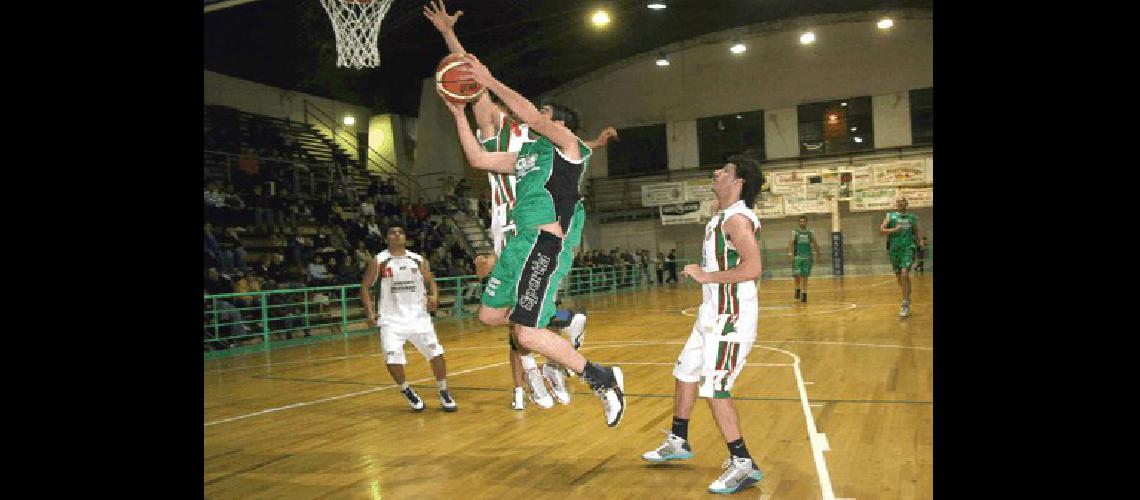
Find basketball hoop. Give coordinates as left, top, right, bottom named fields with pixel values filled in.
left=318, top=0, right=396, bottom=69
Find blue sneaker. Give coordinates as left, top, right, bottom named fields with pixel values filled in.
left=641, top=431, right=694, bottom=462
left=708, top=457, right=763, bottom=494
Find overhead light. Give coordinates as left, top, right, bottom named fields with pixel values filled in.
left=800, top=31, right=816, bottom=44
left=730, top=42, right=746, bottom=54
left=647, top=2, right=667, bottom=9
left=343, top=115, right=355, bottom=126
left=850, top=127, right=857, bottom=132
left=877, top=18, right=894, bottom=30
left=655, top=53, right=670, bottom=66
left=736, top=115, right=743, bottom=120
left=853, top=136, right=863, bottom=143
left=840, top=102, right=848, bottom=107
left=591, top=10, right=610, bottom=26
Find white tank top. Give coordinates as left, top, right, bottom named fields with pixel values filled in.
left=700, top=200, right=761, bottom=317
left=371, top=250, right=432, bottom=332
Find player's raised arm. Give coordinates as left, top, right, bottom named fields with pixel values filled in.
left=459, top=54, right=581, bottom=159
left=424, top=1, right=499, bottom=139
left=683, top=214, right=762, bottom=284
left=584, top=127, right=619, bottom=150
left=361, top=258, right=379, bottom=324
left=441, top=93, right=518, bottom=174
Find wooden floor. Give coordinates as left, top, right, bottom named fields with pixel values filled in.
left=204, top=274, right=933, bottom=499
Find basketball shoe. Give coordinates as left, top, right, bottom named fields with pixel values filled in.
left=641, top=431, right=693, bottom=462
left=525, top=367, right=555, bottom=409
left=582, top=365, right=625, bottom=427
left=900, top=300, right=910, bottom=318
left=402, top=386, right=425, bottom=412
left=542, top=362, right=571, bottom=405
left=566, top=311, right=587, bottom=350
left=439, top=389, right=458, bottom=412
left=708, top=457, right=763, bottom=494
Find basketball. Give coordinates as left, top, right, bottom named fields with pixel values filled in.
left=435, top=54, right=485, bottom=104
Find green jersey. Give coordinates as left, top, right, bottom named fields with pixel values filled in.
left=793, top=229, right=814, bottom=257
left=886, top=211, right=918, bottom=249
left=511, top=136, right=592, bottom=236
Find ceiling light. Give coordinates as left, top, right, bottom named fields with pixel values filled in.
left=877, top=18, right=894, bottom=30
left=840, top=102, right=847, bottom=107
left=850, top=127, right=857, bottom=132
left=591, top=10, right=611, bottom=26
left=853, top=136, right=863, bottom=143
left=730, top=42, right=746, bottom=54
left=647, top=2, right=667, bottom=9
left=800, top=31, right=816, bottom=44
left=736, top=115, right=743, bottom=120
left=656, top=53, right=670, bottom=66
left=343, top=115, right=355, bottom=126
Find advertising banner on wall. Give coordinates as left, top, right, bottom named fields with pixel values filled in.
left=769, top=169, right=815, bottom=195
left=849, top=187, right=900, bottom=211
left=684, top=178, right=717, bottom=202
left=872, top=160, right=928, bottom=186
left=805, top=170, right=842, bottom=199
left=641, top=182, right=685, bottom=206
left=659, top=201, right=703, bottom=225
left=782, top=193, right=831, bottom=215
left=847, top=165, right=874, bottom=189
left=898, top=187, right=933, bottom=208
left=754, top=195, right=784, bottom=219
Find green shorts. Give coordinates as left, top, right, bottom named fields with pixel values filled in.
left=793, top=256, right=813, bottom=277
left=482, top=211, right=583, bottom=329
left=890, top=245, right=916, bottom=272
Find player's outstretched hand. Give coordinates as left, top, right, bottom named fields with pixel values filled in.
left=424, top=0, right=462, bottom=33
left=475, top=254, right=497, bottom=278
left=459, top=54, right=494, bottom=86
left=681, top=263, right=707, bottom=283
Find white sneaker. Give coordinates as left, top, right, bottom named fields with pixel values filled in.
left=525, top=368, right=555, bottom=409
left=900, top=302, right=910, bottom=318
left=641, top=431, right=693, bottom=462
left=586, top=366, right=625, bottom=428
left=510, top=387, right=525, bottom=410
left=708, top=457, right=763, bottom=494
left=543, top=362, right=571, bottom=405
left=401, top=386, right=425, bottom=412
left=566, top=312, right=587, bottom=350
left=439, top=389, right=458, bottom=412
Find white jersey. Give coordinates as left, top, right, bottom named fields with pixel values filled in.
left=477, top=112, right=534, bottom=255
left=699, top=200, right=761, bottom=321
left=371, top=250, right=433, bottom=333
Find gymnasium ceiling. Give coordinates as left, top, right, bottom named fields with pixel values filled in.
left=204, top=0, right=933, bottom=116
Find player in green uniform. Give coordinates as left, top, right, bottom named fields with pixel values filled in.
left=440, top=54, right=626, bottom=428
left=787, top=215, right=820, bottom=303
left=880, top=197, right=925, bottom=317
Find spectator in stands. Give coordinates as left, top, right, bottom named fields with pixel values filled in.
left=414, top=197, right=429, bottom=222
left=217, top=226, right=248, bottom=273
left=399, top=197, right=413, bottom=220
left=204, top=223, right=221, bottom=269
left=365, top=215, right=384, bottom=251
left=204, top=181, right=227, bottom=224
left=272, top=187, right=297, bottom=233
left=360, top=195, right=376, bottom=219
left=334, top=254, right=358, bottom=283
left=232, top=269, right=262, bottom=311
left=307, top=255, right=334, bottom=287
left=354, top=241, right=372, bottom=272
left=329, top=225, right=351, bottom=260
left=251, top=184, right=275, bottom=234
left=655, top=252, right=665, bottom=286
left=237, top=149, right=259, bottom=191
left=666, top=249, right=678, bottom=283
left=639, top=250, right=652, bottom=285
left=367, top=178, right=381, bottom=199
left=204, top=267, right=245, bottom=347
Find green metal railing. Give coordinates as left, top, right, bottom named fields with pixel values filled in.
left=204, top=247, right=930, bottom=359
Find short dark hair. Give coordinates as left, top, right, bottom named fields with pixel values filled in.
left=726, top=154, right=765, bottom=209
left=540, top=99, right=579, bottom=131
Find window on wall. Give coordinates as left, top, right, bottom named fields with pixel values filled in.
left=697, top=110, right=765, bottom=166
left=606, top=124, right=667, bottom=176
left=910, top=87, right=933, bottom=145
left=797, top=97, right=873, bottom=156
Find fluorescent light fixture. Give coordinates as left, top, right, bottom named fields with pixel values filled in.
left=647, top=2, right=667, bottom=9
left=877, top=18, right=894, bottom=30
left=800, top=31, right=816, bottom=44
left=840, top=102, right=848, bottom=107
left=591, top=10, right=610, bottom=26
left=730, top=42, right=746, bottom=54
left=656, top=53, right=670, bottom=66
left=850, top=127, right=857, bottom=132
left=853, top=136, right=863, bottom=143
left=343, top=115, right=355, bottom=126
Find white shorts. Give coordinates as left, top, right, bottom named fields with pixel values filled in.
left=379, top=325, right=444, bottom=365
left=672, top=302, right=758, bottom=399
left=490, top=203, right=515, bottom=256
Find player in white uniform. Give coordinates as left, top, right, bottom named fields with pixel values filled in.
left=425, top=0, right=615, bottom=412
left=640, top=155, right=766, bottom=495
left=361, top=225, right=457, bottom=412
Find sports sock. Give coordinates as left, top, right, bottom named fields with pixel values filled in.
left=671, top=417, right=690, bottom=441
left=399, top=382, right=410, bottom=391
left=581, top=361, right=613, bottom=388
left=727, top=438, right=752, bottom=461
left=437, top=379, right=447, bottom=391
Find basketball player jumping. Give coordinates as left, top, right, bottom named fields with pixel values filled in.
left=640, top=155, right=766, bottom=495
left=424, top=0, right=617, bottom=411
left=788, top=215, right=820, bottom=303
left=438, top=54, right=626, bottom=428
left=880, top=197, right=924, bottom=318
left=361, top=225, right=458, bottom=412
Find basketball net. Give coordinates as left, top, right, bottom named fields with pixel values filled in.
left=318, top=0, right=396, bottom=69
